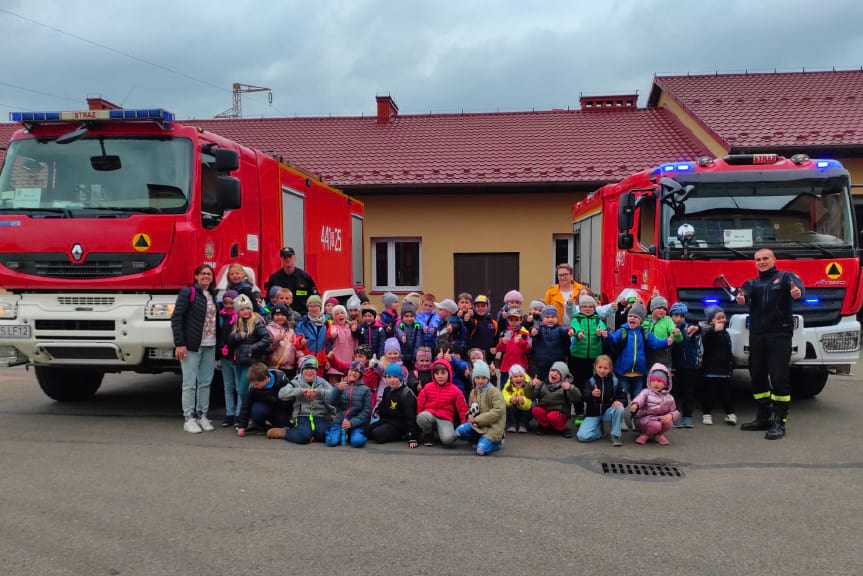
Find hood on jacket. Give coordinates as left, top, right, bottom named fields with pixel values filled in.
left=647, top=362, right=672, bottom=392
left=431, top=358, right=453, bottom=383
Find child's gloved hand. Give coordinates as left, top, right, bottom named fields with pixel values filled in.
left=368, top=355, right=379, bottom=369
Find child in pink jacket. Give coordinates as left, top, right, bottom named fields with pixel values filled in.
left=630, top=363, right=680, bottom=445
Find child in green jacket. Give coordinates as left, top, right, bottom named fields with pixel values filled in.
left=642, top=295, right=682, bottom=367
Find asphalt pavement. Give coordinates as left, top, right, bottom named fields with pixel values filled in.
left=1, top=365, right=861, bottom=576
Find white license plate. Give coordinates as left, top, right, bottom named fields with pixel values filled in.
left=0, top=325, right=31, bottom=338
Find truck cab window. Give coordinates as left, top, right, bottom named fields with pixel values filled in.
left=638, top=198, right=656, bottom=249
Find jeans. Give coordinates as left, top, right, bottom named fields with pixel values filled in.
left=325, top=424, right=368, bottom=448
left=416, top=411, right=457, bottom=445
left=506, top=406, right=532, bottom=429
left=235, top=365, right=251, bottom=421
left=284, top=415, right=327, bottom=444
left=221, top=359, right=239, bottom=417
left=455, top=423, right=502, bottom=455
left=181, top=346, right=216, bottom=419
left=577, top=406, right=624, bottom=442
left=618, top=375, right=644, bottom=400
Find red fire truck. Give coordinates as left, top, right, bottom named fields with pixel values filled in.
left=0, top=108, right=363, bottom=400
left=571, top=154, right=862, bottom=397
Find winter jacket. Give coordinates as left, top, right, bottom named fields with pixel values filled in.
left=416, top=359, right=469, bottom=423
left=395, top=320, right=423, bottom=364
left=356, top=321, right=386, bottom=359
left=409, top=369, right=434, bottom=395
left=544, top=282, right=585, bottom=325
left=236, top=369, right=293, bottom=429
left=700, top=323, right=734, bottom=377
left=295, top=315, right=329, bottom=355
left=533, top=377, right=582, bottom=415
left=379, top=308, right=399, bottom=338
left=631, top=363, right=680, bottom=430
left=603, top=325, right=670, bottom=377
left=468, top=383, right=506, bottom=442
left=171, top=284, right=217, bottom=352
left=494, top=326, right=531, bottom=374
left=740, top=267, right=804, bottom=335
left=670, top=321, right=701, bottom=370
left=502, top=382, right=533, bottom=411
left=416, top=310, right=442, bottom=349
left=375, top=383, right=421, bottom=442
left=217, top=307, right=238, bottom=359
left=278, top=372, right=335, bottom=424
left=329, top=382, right=373, bottom=429
left=228, top=316, right=271, bottom=367
left=228, top=279, right=256, bottom=305
left=531, top=324, right=571, bottom=378
left=266, top=322, right=298, bottom=370
left=643, top=315, right=682, bottom=367
left=569, top=313, right=606, bottom=360
left=466, top=313, right=498, bottom=356
left=450, top=357, right=471, bottom=394
left=327, top=321, right=356, bottom=375
left=582, top=373, right=627, bottom=417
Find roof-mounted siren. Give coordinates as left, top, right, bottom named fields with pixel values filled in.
left=696, top=155, right=715, bottom=167
left=9, top=108, right=175, bottom=129
left=790, top=153, right=810, bottom=165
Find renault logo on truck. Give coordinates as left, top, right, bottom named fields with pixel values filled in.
left=70, top=243, right=84, bottom=262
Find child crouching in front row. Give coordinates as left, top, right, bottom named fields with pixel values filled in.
left=456, top=360, right=506, bottom=455
left=576, top=355, right=626, bottom=446
left=502, top=364, right=532, bottom=433
left=630, top=363, right=679, bottom=445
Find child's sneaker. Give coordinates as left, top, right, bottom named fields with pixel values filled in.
left=672, top=419, right=684, bottom=429
left=517, top=426, right=528, bottom=434
left=183, top=418, right=202, bottom=434
left=222, top=415, right=235, bottom=428
left=702, top=414, right=713, bottom=425
left=562, top=429, right=573, bottom=438
left=724, top=413, right=737, bottom=426
left=422, top=433, right=434, bottom=447
left=682, top=416, right=695, bottom=428
left=506, top=426, right=517, bottom=433
left=655, top=434, right=670, bottom=445
left=612, top=435, right=623, bottom=447
left=197, top=415, right=214, bottom=432
left=635, top=434, right=649, bottom=445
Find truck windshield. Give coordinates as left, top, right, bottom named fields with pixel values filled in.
left=661, top=177, right=855, bottom=258
left=0, top=136, right=192, bottom=215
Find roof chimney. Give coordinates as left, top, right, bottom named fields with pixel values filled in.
left=579, top=93, right=638, bottom=110
left=87, top=97, right=122, bottom=111
left=376, top=95, right=399, bottom=124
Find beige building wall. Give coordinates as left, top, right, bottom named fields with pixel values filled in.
left=358, top=191, right=587, bottom=309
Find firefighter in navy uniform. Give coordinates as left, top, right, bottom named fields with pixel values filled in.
left=735, top=248, right=803, bottom=439
left=265, top=246, right=319, bottom=316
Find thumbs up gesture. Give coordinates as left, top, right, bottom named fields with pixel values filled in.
left=790, top=282, right=802, bottom=300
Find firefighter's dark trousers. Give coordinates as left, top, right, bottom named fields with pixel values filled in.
left=748, top=332, right=792, bottom=418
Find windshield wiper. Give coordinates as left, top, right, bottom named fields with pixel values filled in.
left=82, top=206, right=163, bottom=214
left=775, top=240, right=837, bottom=258
left=0, top=207, right=74, bottom=218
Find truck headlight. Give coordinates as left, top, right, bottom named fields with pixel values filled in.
left=821, top=331, right=861, bottom=353
left=145, top=302, right=176, bottom=320
left=0, top=295, right=20, bottom=319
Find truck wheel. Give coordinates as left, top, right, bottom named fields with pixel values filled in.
left=790, top=367, right=828, bottom=398
left=35, top=367, right=103, bottom=402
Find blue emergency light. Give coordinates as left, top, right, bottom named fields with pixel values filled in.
left=814, top=159, right=841, bottom=169
left=702, top=296, right=721, bottom=306
left=9, top=108, right=174, bottom=127
left=657, top=162, right=694, bottom=173
left=804, top=297, right=821, bottom=305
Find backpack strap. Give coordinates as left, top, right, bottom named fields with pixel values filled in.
left=189, top=286, right=196, bottom=303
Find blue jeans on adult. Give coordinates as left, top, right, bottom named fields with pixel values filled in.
left=180, top=346, right=216, bottom=419
left=284, top=415, right=327, bottom=444
left=577, top=406, right=624, bottom=442
left=325, top=423, right=368, bottom=448
left=456, top=422, right=502, bottom=456
left=221, top=359, right=239, bottom=417
left=618, top=375, right=644, bottom=400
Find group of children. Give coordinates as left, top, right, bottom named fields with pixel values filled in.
left=205, top=269, right=736, bottom=453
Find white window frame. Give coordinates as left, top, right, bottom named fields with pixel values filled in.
left=371, top=237, right=422, bottom=291
left=552, top=233, right=575, bottom=282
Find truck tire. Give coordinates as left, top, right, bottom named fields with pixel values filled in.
left=790, top=367, right=828, bottom=398
left=35, top=367, right=103, bottom=402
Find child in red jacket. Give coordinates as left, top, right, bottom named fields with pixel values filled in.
left=491, top=308, right=530, bottom=388
left=416, top=358, right=469, bottom=447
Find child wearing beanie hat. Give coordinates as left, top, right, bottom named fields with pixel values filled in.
left=369, top=358, right=422, bottom=448
left=374, top=337, right=405, bottom=407
left=396, top=302, right=422, bottom=369
left=699, top=305, right=736, bottom=426
left=266, top=303, right=298, bottom=378
left=669, top=301, right=699, bottom=428
left=497, top=290, right=525, bottom=325
left=502, top=364, right=533, bottom=433
left=630, top=363, right=679, bottom=445
left=525, top=299, right=546, bottom=332
left=267, top=355, right=334, bottom=444
left=455, top=360, right=507, bottom=455
left=325, top=304, right=354, bottom=383
left=531, top=360, right=581, bottom=437
left=356, top=304, right=385, bottom=361
left=643, top=293, right=683, bottom=368
left=324, top=356, right=373, bottom=448
left=529, top=305, right=573, bottom=382
left=227, top=296, right=271, bottom=428
left=379, top=292, right=400, bottom=338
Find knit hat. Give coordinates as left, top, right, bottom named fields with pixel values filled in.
left=400, top=301, right=417, bottom=316
left=271, top=303, right=290, bottom=317
left=628, top=302, right=647, bottom=321
left=472, top=360, right=491, bottom=381
left=385, top=362, right=403, bottom=379
left=384, top=337, right=400, bottom=353
left=299, top=356, right=318, bottom=371
left=669, top=302, right=688, bottom=316
left=348, top=360, right=365, bottom=374
left=360, top=304, right=378, bottom=317
left=705, top=305, right=725, bottom=323
left=474, top=294, right=490, bottom=305
left=346, top=294, right=362, bottom=311
left=649, top=296, right=669, bottom=311
left=403, top=292, right=422, bottom=309
left=325, top=297, right=339, bottom=306
left=381, top=292, right=398, bottom=307
left=529, top=300, right=545, bottom=311
left=355, top=345, right=373, bottom=358
left=503, top=290, right=524, bottom=304
left=434, top=299, right=458, bottom=314
left=222, top=289, right=239, bottom=302
left=267, top=285, right=282, bottom=301
left=507, top=307, right=523, bottom=318
left=331, top=305, right=347, bottom=319
left=542, top=305, right=558, bottom=318
left=415, top=348, right=432, bottom=362
left=648, top=367, right=669, bottom=388
left=306, top=295, right=322, bottom=309
left=234, top=294, right=253, bottom=311
left=508, top=364, right=526, bottom=377
left=549, top=361, right=571, bottom=381
left=578, top=295, right=597, bottom=307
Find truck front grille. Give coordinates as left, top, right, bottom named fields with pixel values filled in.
left=34, top=320, right=115, bottom=331
left=0, top=253, right=163, bottom=279
left=675, top=288, right=845, bottom=328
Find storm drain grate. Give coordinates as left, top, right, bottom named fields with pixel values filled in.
left=601, top=462, right=684, bottom=479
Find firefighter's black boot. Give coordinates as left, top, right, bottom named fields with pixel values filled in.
left=740, top=404, right=773, bottom=431
left=765, top=404, right=788, bottom=440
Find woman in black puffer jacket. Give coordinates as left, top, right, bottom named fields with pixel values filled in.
left=171, top=264, right=219, bottom=434
left=227, top=294, right=271, bottom=420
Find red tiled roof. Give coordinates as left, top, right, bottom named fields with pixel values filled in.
left=0, top=108, right=708, bottom=187
left=650, top=70, right=863, bottom=150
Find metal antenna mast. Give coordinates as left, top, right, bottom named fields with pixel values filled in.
left=214, top=83, right=272, bottom=119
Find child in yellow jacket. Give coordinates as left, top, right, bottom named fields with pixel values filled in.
left=502, top=364, right=533, bottom=433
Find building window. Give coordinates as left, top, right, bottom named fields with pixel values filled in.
left=552, top=234, right=574, bottom=283
left=372, top=238, right=421, bottom=291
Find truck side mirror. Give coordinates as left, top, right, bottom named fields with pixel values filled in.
left=213, top=148, right=239, bottom=172
left=618, top=232, right=633, bottom=250
left=619, top=192, right=635, bottom=231
left=217, top=175, right=241, bottom=210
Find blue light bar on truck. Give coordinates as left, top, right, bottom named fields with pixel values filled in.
left=657, top=162, right=693, bottom=173
left=9, top=108, right=174, bottom=126
left=814, top=159, right=841, bottom=169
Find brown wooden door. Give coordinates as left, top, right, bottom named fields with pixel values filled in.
left=453, top=252, right=519, bottom=310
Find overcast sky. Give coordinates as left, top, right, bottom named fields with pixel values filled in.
left=1, top=0, right=862, bottom=120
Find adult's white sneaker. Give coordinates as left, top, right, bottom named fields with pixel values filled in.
left=184, top=419, right=203, bottom=434
left=702, top=414, right=714, bottom=425
left=198, top=415, right=214, bottom=432
left=724, top=413, right=738, bottom=426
